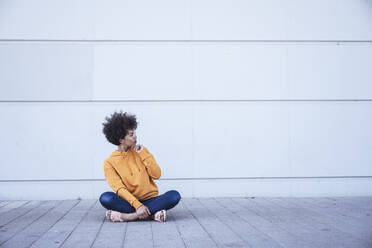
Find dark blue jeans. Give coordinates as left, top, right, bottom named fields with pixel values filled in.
left=99, top=190, right=181, bottom=214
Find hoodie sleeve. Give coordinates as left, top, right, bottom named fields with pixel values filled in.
left=103, top=161, right=143, bottom=210
left=138, top=147, right=161, bottom=179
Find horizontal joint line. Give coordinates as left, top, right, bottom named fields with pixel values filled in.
left=1, top=176, right=372, bottom=182
left=0, top=99, right=372, bottom=103
left=0, top=39, right=372, bottom=43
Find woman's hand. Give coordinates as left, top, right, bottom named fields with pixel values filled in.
left=136, top=205, right=151, bottom=219
left=134, top=144, right=144, bottom=153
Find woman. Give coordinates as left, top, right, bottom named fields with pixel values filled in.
left=99, top=111, right=181, bottom=222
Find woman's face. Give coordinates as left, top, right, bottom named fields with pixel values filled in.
left=119, top=129, right=137, bottom=148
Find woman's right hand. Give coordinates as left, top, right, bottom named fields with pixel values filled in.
left=136, top=205, right=151, bottom=219
left=134, top=144, right=144, bottom=153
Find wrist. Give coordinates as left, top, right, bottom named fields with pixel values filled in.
left=133, top=200, right=143, bottom=210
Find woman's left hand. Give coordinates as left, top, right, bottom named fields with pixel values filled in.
left=134, top=144, right=144, bottom=153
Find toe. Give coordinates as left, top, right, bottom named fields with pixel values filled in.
left=162, top=210, right=166, bottom=221
left=159, top=211, right=164, bottom=221
left=154, top=210, right=164, bottom=222
left=153, top=213, right=158, bottom=221
left=111, top=211, right=124, bottom=222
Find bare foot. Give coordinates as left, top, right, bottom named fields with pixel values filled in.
left=153, top=210, right=167, bottom=222
left=106, top=210, right=138, bottom=222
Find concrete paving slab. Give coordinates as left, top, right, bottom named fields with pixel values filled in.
left=0, top=201, right=30, bottom=215
left=221, top=197, right=309, bottom=248
left=152, top=210, right=186, bottom=248
left=29, top=200, right=96, bottom=248
left=0, top=197, right=371, bottom=248
left=0, top=201, right=42, bottom=227
left=202, top=198, right=282, bottom=248
left=91, top=213, right=127, bottom=248
left=171, top=198, right=217, bottom=248
left=0, top=201, right=58, bottom=246
left=61, top=200, right=105, bottom=248
left=244, top=197, right=363, bottom=248
left=0, top=202, right=10, bottom=209
left=0, top=200, right=78, bottom=248
left=182, top=198, right=247, bottom=247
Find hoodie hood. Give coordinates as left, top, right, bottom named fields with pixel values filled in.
left=109, top=147, right=140, bottom=174
left=110, top=145, right=139, bottom=157
left=110, top=148, right=132, bottom=158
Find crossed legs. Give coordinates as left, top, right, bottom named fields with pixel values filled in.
left=99, top=190, right=181, bottom=222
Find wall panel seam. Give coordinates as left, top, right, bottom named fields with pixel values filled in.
left=1, top=176, right=372, bottom=182
left=1, top=100, right=372, bottom=103
left=0, top=39, right=372, bottom=43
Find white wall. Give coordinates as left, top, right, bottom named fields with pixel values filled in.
left=1, top=0, right=372, bottom=200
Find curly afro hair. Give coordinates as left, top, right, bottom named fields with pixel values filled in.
left=102, top=111, right=138, bottom=146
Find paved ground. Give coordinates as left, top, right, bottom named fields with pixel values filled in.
left=0, top=197, right=371, bottom=248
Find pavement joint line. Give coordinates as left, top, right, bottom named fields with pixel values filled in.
left=0, top=201, right=13, bottom=209
left=197, top=198, right=251, bottom=247
left=0, top=201, right=30, bottom=216
left=181, top=199, right=219, bottom=247
left=120, top=218, right=128, bottom=248
left=28, top=200, right=81, bottom=248
left=0, top=201, right=57, bottom=246
left=167, top=210, right=187, bottom=248
left=260, top=197, right=347, bottom=238
left=211, top=197, right=285, bottom=248
left=89, top=205, right=106, bottom=248
left=1, top=201, right=41, bottom=227
left=265, top=197, right=368, bottom=245
left=222, top=197, right=291, bottom=248
left=1, top=198, right=371, bottom=247
left=59, top=199, right=98, bottom=248
left=232, top=197, right=315, bottom=245
left=150, top=219, right=154, bottom=248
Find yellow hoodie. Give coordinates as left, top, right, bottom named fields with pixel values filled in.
left=103, top=146, right=161, bottom=210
